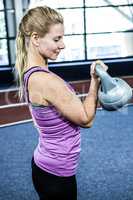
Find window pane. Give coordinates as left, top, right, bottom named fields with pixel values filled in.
left=87, top=32, right=133, bottom=59
left=0, top=11, right=6, bottom=38
left=9, top=39, right=15, bottom=64
left=57, top=0, right=83, bottom=8
left=85, top=0, right=109, bottom=6
left=60, top=9, right=84, bottom=34
left=22, top=0, right=29, bottom=10
left=29, top=0, right=83, bottom=9
left=0, top=39, right=8, bottom=65
left=7, top=10, right=16, bottom=37
left=122, top=32, right=133, bottom=57
left=54, top=35, right=85, bottom=62
left=85, top=0, right=132, bottom=6
left=119, top=6, right=133, bottom=22
left=5, top=0, right=14, bottom=9
left=86, top=7, right=133, bottom=33
left=0, top=0, right=4, bottom=9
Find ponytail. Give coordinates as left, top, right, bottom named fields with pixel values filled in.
left=15, top=30, right=27, bottom=99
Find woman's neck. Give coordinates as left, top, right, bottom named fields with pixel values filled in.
left=26, top=45, right=48, bottom=71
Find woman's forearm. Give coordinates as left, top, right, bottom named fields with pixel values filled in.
left=82, top=77, right=100, bottom=127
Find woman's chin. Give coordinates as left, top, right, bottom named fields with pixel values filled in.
left=49, top=56, right=58, bottom=61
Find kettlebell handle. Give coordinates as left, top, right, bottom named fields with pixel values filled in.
left=95, top=64, right=116, bottom=93
left=95, top=64, right=108, bottom=78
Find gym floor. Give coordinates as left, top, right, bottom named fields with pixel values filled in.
left=0, top=105, right=133, bottom=200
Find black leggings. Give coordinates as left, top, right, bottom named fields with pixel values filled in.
left=31, top=158, right=77, bottom=200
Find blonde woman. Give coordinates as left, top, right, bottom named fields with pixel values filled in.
left=15, top=6, right=107, bottom=200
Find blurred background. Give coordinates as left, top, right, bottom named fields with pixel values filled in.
left=0, top=1, right=133, bottom=200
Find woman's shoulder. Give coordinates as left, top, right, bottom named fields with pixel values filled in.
left=27, top=66, right=67, bottom=92
left=24, top=66, right=50, bottom=83
left=23, top=66, right=50, bottom=76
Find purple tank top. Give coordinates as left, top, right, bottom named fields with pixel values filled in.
left=23, top=66, right=81, bottom=176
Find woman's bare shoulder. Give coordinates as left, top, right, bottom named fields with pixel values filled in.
left=28, top=69, right=64, bottom=88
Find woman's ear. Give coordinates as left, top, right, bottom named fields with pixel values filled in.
left=30, top=32, right=40, bottom=47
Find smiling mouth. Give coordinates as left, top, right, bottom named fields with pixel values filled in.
left=54, top=52, right=60, bottom=57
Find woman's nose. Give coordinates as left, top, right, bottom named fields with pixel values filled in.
left=59, top=40, right=65, bottom=49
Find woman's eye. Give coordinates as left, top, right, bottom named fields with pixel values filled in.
left=54, top=39, right=59, bottom=42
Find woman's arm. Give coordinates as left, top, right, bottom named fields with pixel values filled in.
left=82, top=77, right=100, bottom=127
left=28, top=61, right=107, bottom=128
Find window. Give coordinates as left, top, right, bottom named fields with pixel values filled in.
left=0, top=0, right=29, bottom=68
left=55, top=8, right=85, bottom=62
left=86, top=2, right=133, bottom=59
left=0, top=0, right=133, bottom=68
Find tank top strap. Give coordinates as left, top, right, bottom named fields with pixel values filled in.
left=23, top=66, right=50, bottom=103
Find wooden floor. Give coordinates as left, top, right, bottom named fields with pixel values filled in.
left=0, top=76, right=133, bottom=126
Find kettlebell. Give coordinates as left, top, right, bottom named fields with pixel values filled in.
left=96, top=64, right=133, bottom=111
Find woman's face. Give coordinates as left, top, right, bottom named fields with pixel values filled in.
left=38, top=23, right=65, bottom=60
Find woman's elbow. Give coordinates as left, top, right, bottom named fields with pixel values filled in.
left=75, top=112, right=95, bottom=128
left=80, top=118, right=94, bottom=128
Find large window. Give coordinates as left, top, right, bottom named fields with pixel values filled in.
left=0, top=0, right=133, bottom=68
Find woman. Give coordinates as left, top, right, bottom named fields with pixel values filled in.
left=15, top=5, right=107, bottom=200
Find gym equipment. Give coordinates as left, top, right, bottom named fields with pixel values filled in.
left=95, top=64, right=133, bottom=111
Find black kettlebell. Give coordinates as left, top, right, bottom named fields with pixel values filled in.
left=96, top=64, right=133, bottom=111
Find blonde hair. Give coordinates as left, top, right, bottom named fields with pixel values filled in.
left=15, top=6, right=63, bottom=99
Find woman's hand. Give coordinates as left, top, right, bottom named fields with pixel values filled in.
left=90, top=60, right=108, bottom=80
